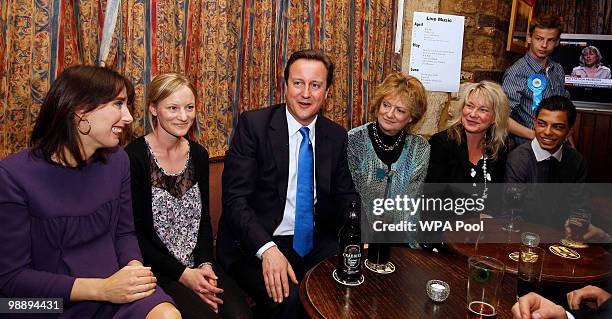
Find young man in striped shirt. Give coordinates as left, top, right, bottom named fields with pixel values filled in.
left=502, top=14, right=570, bottom=145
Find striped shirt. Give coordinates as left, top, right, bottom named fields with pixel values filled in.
left=502, top=53, right=569, bottom=144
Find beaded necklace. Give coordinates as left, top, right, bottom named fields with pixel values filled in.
left=470, top=155, right=491, bottom=199
left=372, top=122, right=406, bottom=151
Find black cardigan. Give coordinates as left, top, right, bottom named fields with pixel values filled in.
left=125, top=136, right=213, bottom=280
left=424, top=129, right=508, bottom=220
left=426, top=129, right=507, bottom=183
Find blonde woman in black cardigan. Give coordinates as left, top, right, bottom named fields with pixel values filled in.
left=126, top=73, right=251, bottom=319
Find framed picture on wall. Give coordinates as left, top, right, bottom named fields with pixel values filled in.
left=507, top=0, right=534, bottom=53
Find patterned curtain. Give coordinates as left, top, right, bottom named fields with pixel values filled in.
left=0, top=0, right=399, bottom=158
left=0, top=0, right=105, bottom=159
left=535, top=0, right=612, bottom=35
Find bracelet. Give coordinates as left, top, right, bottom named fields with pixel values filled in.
left=197, top=262, right=213, bottom=269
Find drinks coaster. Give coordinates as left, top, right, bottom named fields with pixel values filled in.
left=560, top=238, right=588, bottom=249
left=509, top=252, right=519, bottom=262
left=549, top=245, right=580, bottom=259
left=332, top=269, right=365, bottom=286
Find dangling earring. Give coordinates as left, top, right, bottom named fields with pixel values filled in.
left=77, top=115, right=91, bottom=135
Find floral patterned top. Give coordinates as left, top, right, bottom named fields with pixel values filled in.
left=146, top=139, right=201, bottom=267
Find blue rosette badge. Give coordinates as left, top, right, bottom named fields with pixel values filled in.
left=527, top=73, right=547, bottom=111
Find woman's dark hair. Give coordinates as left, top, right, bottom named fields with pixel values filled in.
left=30, top=65, right=134, bottom=167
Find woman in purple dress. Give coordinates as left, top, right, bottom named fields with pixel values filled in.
left=0, top=65, right=180, bottom=319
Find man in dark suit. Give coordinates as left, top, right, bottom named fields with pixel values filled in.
left=217, top=49, right=357, bottom=318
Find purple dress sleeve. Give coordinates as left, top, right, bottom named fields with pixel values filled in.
left=114, top=150, right=144, bottom=266
left=0, top=165, right=76, bottom=303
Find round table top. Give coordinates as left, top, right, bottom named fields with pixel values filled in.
left=444, top=218, right=612, bottom=284
left=300, top=248, right=518, bottom=319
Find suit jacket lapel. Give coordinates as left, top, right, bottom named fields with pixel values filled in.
left=269, top=105, right=290, bottom=204
left=315, top=118, right=331, bottom=196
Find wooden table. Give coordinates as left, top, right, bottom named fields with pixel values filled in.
left=445, top=219, right=612, bottom=284
left=299, top=248, right=518, bottom=319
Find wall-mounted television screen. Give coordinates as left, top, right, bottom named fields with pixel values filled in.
left=550, top=34, right=612, bottom=108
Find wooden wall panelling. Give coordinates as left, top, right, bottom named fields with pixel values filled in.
left=209, top=156, right=225, bottom=241
left=592, top=114, right=611, bottom=182
left=573, top=113, right=581, bottom=146
left=575, top=110, right=612, bottom=182
left=577, top=112, right=595, bottom=174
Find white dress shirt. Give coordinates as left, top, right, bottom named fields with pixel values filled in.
left=255, top=107, right=317, bottom=258
left=531, top=138, right=563, bottom=162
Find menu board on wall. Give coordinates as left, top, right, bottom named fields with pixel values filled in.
left=409, top=12, right=465, bottom=92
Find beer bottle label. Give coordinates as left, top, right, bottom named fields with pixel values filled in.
left=343, top=245, right=361, bottom=274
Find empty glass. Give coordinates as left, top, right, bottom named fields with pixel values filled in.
left=466, top=256, right=505, bottom=319
left=502, top=184, right=523, bottom=232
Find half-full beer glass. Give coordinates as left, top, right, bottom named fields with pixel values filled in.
left=517, top=245, right=545, bottom=297
left=565, top=208, right=591, bottom=247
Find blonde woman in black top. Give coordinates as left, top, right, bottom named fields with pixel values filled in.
left=425, top=80, right=509, bottom=228
left=427, top=81, right=509, bottom=185
left=126, top=73, right=251, bottom=319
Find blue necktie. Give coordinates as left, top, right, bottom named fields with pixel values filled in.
left=294, top=127, right=314, bottom=257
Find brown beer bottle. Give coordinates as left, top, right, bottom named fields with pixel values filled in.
left=335, top=200, right=364, bottom=285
